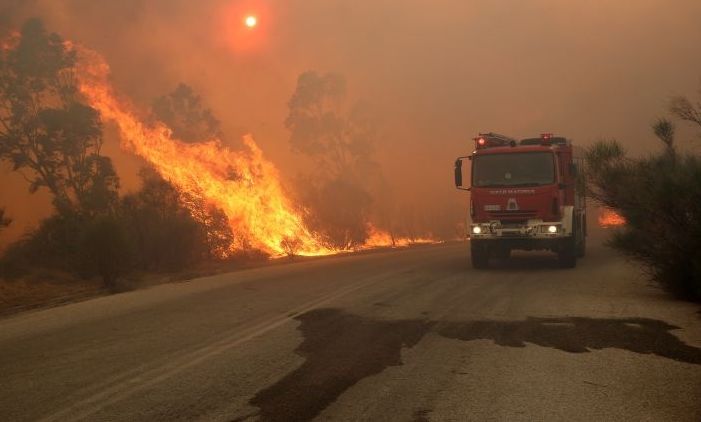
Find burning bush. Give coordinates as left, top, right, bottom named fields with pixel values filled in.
left=0, top=19, right=239, bottom=285
left=76, top=52, right=338, bottom=257
left=585, top=94, right=701, bottom=301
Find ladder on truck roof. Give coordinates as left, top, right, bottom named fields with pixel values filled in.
left=477, top=132, right=519, bottom=145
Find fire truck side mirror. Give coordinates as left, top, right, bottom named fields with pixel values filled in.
left=454, top=159, right=463, bottom=187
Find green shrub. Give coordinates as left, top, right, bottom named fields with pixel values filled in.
left=586, top=130, right=701, bottom=300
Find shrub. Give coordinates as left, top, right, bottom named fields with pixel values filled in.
left=119, top=169, right=217, bottom=271
left=586, top=129, right=701, bottom=300
left=0, top=213, right=131, bottom=289
left=79, top=216, right=131, bottom=290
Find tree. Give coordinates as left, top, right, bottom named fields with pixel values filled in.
left=286, top=71, right=386, bottom=248
left=152, top=83, right=221, bottom=143
left=150, top=85, right=237, bottom=256
left=670, top=93, right=701, bottom=129
left=0, top=18, right=118, bottom=217
left=285, top=71, right=379, bottom=179
left=120, top=168, right=233, bottom=270
left=80, top=215, right=130, bottom=291
left=585, top=89, right=701, bottom=300
left=652, top=118, right=675, bottom=155
left=299, top=177, right=373, bottom=248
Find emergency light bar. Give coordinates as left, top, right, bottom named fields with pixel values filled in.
left=473, top=132, right=519, bottom=149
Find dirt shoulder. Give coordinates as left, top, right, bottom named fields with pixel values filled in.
left=0, top=244, right=440, bottom=319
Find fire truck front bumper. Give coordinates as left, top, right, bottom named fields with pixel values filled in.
left=469, top=220, right=571, bottom=240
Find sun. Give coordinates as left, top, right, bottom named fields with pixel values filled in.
left=244, top=15, right=258, bottom=28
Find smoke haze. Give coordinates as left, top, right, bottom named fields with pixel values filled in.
left=2, top=0, right=701, bottom=246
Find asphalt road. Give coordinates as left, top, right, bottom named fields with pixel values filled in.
left=1, top=235, right=700, bottom=421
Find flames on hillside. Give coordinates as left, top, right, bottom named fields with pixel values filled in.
left=71, top=45, right=433, bottom=257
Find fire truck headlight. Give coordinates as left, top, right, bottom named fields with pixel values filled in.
left=472, top=226, right=482, bottom=234
left=547, top=225, right=558, bottom=233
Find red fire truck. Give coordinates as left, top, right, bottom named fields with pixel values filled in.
left=454, top=133, right=586, bottom=268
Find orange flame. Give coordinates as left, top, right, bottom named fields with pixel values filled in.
left=70, top=45, right=435, bottom=257
left=598, top=208, right=626, bottom=228
left=73, top=47, right=336, bottom=256
left=362, top=224, right=437, bottom=249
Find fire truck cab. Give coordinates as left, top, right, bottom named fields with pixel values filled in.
left=454, top=133, right=586, bottom=268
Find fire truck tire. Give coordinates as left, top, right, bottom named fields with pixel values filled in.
left=471, top=241, right=490, bottom=269
left=576, top=234, right=586, bottom=258
left=558, top=237, right=577, bottom=268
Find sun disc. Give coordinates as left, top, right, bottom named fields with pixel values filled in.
left=245, top=15, right=257, bottom=28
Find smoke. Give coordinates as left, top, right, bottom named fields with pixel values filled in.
left=1, top=0, right=701, bottom=246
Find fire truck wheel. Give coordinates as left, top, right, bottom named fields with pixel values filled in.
left=471, top=241, right=490, bottom=269
left=576, top=234, right=586, bottom=258
left=558, top=237, right=577, bottom=268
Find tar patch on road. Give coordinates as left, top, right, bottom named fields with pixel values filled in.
left=436, top=317, right=701, bottom=364
left=248, top=309, right=433, bottom=422
left=245, top=310, right=701, bottom=421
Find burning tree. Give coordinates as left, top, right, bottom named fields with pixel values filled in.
left=0, top=19, right=119, bottom=217
left=150, top=84, right=237, bottom=256
left=74, top=49, right=337, bottom=257
left=286, top=71, right=384, bottom=248
left=585, top=90, right=701, bottom=301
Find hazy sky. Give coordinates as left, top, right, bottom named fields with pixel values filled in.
left=1, top=0, right=701, bottom=245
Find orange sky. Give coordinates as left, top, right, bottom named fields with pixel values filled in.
left=1, top=0, right=701, bottom=246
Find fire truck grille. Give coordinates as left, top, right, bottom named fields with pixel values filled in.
left=488, top=210, right=538, bottom=220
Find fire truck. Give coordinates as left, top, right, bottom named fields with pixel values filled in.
left=454, top=133, right=586, bottom=268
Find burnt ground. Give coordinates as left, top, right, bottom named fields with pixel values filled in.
left=246, top=308, right=701, bottom=421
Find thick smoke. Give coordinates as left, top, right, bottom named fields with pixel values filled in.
left=1, top=0, right=701, bottom=247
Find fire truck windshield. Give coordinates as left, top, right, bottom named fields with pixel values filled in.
left=472, top=152, right=555, bottom=187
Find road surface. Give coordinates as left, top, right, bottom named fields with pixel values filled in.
left=1, top=236, right=700, bottom=421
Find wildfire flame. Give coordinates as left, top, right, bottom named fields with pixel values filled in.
left=72, top=47, right=335, bottom=256
left=70, top=45, right=433, bottom=257
left=362, top=224, right=436, bottom=249
left=598, top=208, right=626, bottom=228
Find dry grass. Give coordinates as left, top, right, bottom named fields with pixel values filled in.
left=0, top=253, right=272, bottom=318
left=0, top=271, right=105, bottom=317
left=0, top=245, right=421, bottom=318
